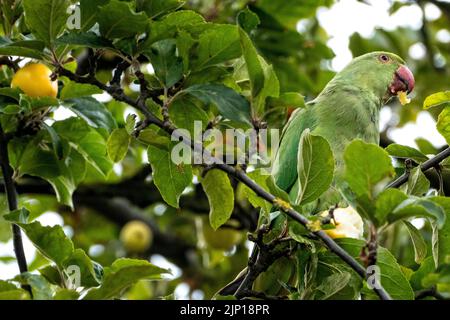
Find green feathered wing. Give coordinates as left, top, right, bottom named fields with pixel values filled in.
left=272, top=84, right=381, bottom=211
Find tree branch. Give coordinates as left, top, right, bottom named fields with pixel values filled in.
left=386, top=146, right=450, bottom=188
left=415, top=286, right=446, bottom=300
left=234, top=225, right=293, bottom=299
left=0, top=123, right=30, bottom=295
left=0, top=56, right=19, bottom=72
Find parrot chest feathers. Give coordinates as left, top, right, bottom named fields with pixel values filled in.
left=312, top=85, right=381, bottom=150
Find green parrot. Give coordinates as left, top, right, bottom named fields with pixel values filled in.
left=273, top=51, right=414, bottom=207
left=218, top=51, right=415, bottom=296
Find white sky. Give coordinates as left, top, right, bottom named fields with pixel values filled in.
left=1, top=0, right=449, bottom=284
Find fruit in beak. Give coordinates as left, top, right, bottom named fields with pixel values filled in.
left=390, top=65, right=415, bottom=94
left=389, top=65, right=415, bottom=105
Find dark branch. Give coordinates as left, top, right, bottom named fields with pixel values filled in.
left=0, top=56, right=19, bottom=72
left=0, top=123, right=30, bottom=295
left=415, top=286, right=446, bottom=300
left=386, top=146, right=450, bottom=188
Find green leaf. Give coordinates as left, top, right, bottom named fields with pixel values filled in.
left=47, top=148, right=87, bottom=208
left=79, top=0, right=109, bottom=32
left=415, top=138, right=437, bottom=155
left=19, top=94, right=59, bottom=110
left=430, top=196, right=450, bottom=265
left=55, top=32, right=114, bottom=49
left=403, top=220, right=427, bottom=264
left=14, top=138, right=61, bottom=179
left=431, top=220, right=440, bottom=268
left=202, top=169, right=234, bottom=230
left=423, top=91, right=450, bottom=109
left=0, top=280, right=19, bottom=292
left=0, top=87, right=22, bottom=101
left=39, top=265, right=63, bottom=286
left=183, top=84, right=251, bottom=125
left=409, top=256, right=436, bottom=290
left=138, top=127, right=171, bottom=147
left=0, top=256, right=15, bottom=263
left=390, top=198, right=446, bottom=228
left=4, top=208, right=30, bottom=224
left=316, top=272, right=352, bottom=300
left=83, top=258, right=169, bottom=300
left=237, top=7, right=260, bottom=34
left=62, top=249, right=103, bottom=288
left=145, top=10, right=205, bottom=44
left=17, top=221, right=74, bottom=268
left=14, top=273, right=53, bottom=300
left=53, top=118, right=113, bottom=177
left=0, top=279, right=30, bottom=299
left=344, top=140, right=394, bottom=197
left=23, top=0, right=70, bottom=45
left=375, top=188, right=408, bottom=226
left=241, top=169, right=273, bottom=214
left=176, top=30, right=195, bottom=72
left=0, top=40, right=44, bottom=59
left=144, top=39, right=183, bottom=88
left=54, top=289, right=80, bottom=300
left=168, top=97, right=209, bottom=136
left=296, top=130, right=334, bottom=205
left=385, top=144, right=428, bottom=163
left=64, top=97, right=117, bottom=132
left=266, top=175, right=291, bottom=203
left=330, top=239, right=414, bottom=299
left=252, top=58, right=280, bottom=115
left=267, top=92, right=305, bottom=109
left=405, top=167, right=430, bottom=196
left=125, top=114, right=136, bottom=135
left=437, top=106, right=450, bottom=145
left=376, top=247, right=414, bottom=300
left=98, top=0, right=149, bottom=39
left=60, top=80, right=103, bottom=100
left=10, top=135, right=86, bottom=207
left=239, top=27, right=264, bottom=97
left=147, top=143, right=192, bottom=208
left=0, top=289, right=30, bottom=300
left=42, top=123, right=64, bottom=160
left=194, top=24, right=241, bottom=71
left=136, top=0, right=184, bottom=19
left=256, top=0, right=332, bottom=28
left=107, top=128, right=131, bottom=162
left=0, top=39, right=44, bottom=52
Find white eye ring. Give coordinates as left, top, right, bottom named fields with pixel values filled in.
left=379, top=54, right=390, bottom=63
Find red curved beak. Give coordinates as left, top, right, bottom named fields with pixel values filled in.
left=389, top=65, right=415, bottom=95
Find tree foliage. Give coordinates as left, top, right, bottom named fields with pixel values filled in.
left=0, top=0, right=449, bottom=300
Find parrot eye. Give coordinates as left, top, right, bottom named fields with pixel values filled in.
left=379, top=54, right=390, bottom=63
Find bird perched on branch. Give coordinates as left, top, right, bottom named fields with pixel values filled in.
left=274, top=51, right=414, bottom=204
left=219, top=51, right=415, bottom=297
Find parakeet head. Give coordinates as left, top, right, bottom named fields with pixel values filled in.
left=333, top=51, right=415, bottom=104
